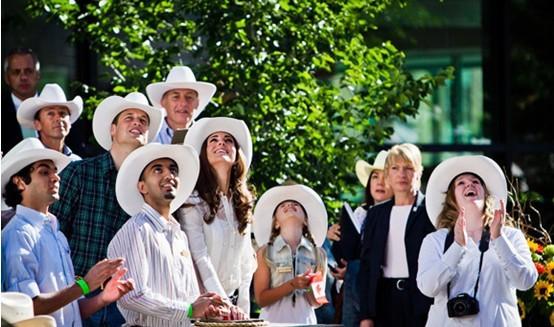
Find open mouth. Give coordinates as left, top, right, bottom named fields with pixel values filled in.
left=129, top=128, right=143, bottom=136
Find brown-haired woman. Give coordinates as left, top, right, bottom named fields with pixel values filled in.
left=176, top=117, right=256, bottom=317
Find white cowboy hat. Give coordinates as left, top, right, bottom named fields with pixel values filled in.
left=116, top=143, right=200, bottom=216
left=426, top=155, right=508, bottom=227
left=17, top=83, right=83, bottom=129
left=355, top=150, right=389, bottom=187
left=146, top=66, right=216, bottom=119
left=1, top=292, right=56, bottom=327
left=92, top=92, right=164, bottom=150
left=1, top=138, right=71, bottom=195
left=184, top=117, right=253, bottom=169
left=253, top=184, right=328, bottom=247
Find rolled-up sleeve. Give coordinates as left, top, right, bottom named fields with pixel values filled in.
left=417, top=230, right=466, bottom=298
left=2, top=229, right=41, bottom=297
left=490, top=227, right=538, bottom=290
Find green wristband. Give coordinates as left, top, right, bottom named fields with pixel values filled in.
left=187, top=304, right=194, bottom=318
left=75, top=277, right=90, bottom=295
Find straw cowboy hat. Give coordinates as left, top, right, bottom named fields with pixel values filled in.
left=146, top=66, right=216, bottom=119
left=92, top=92, right=164, bottom=150
left=1, top=138, right=71, bottom=195
left=184, top=117, right=253, bottom=169
left=253, top=184, right=328, bottom=247
left=116, top=143, right=200, bottom=216
left=1, top=292, right=56, bottom=327
left=355, top=150, right=389, bottom=187
left=17, top=83, right=83, bottom=129
left=425, top=155, right=508, bottom=226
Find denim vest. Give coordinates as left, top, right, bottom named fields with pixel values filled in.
left=264, top=235, right=321, bottom=299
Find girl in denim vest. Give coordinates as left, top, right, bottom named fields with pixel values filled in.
left=253, top=184, right=328, bottom=324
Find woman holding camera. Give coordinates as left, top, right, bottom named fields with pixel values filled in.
left=417, top=155, right=537, bottom=326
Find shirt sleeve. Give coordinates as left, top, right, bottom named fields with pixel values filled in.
left=49, top=162, right=80, bottom=236
left=107, top=224, right=191, bottom=322
left=417, top=230, right=466, bottom=298
left=490, top=227, right=538, bottom=290
left=178, top=204, right=227, bottom=297
left=1, top=228, right=41, bottom=298
left=237, top=224, right=256, bottom=314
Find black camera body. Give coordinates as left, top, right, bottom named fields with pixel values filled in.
left=447, top=293, right=480, bottom=318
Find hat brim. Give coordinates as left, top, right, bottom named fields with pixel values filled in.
left=2, top=149, right=71, bottom=194
left=184, top=117, right=252, bottom=169
left=355, top=160, right=380, bottom=187
left=116, top=143, right=200, bottom=216
left=425, top=155, right=508, bottom=227
left=253, top=184, right=327, bottom=247
left=13, top=315, right=56, bottom=327
left=146, top=81, right=216, bottom=119
left=17, top=96, right=83, bottom=129
left=93, top=96, right=164, bottom=150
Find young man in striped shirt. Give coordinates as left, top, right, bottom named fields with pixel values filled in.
left=108, top=143, right=242, bottom=326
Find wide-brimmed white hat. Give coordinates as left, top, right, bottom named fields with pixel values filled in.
left=1, top=292, right=56, bottom=327
left=184, top=117, right=253, bottom=169
left=253, top=184, right=328, bottom=247
left=93, top=92, right=164, bottom=150
left=17, top=83, right=83, bottom=129
left=426, top=155, right=508, bottom=226
left=355, top=150, right=389, bottom=187
left=146, top=66, right=216, bottom=119
left=1, top=138, right=70, bottom=195
left=116, top=143, right=200, bottom=216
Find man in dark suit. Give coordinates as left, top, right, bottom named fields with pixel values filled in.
left=2, top=48, right=41, bottom=154
left=359, top=143, right=435, bottom=327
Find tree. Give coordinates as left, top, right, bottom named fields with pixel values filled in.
left=28, top=0, right=452, bottom=214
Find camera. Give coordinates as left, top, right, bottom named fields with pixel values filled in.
left=447, top=293, right=480, bottom=317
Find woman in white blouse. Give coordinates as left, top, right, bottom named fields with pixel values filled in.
left=417, top=155, right=537, bottom=327
left=176, top=117, right=256, bottom=316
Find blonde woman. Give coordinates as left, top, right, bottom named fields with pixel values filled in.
left=417, top=155, right=537, bottom=326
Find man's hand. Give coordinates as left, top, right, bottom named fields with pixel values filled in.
left=192, top=292, right=225, bottom=318
left=84, top=258, right=125, bottom=291
left=99, top=267, right=134, bottom=304
left=360, top=319, right=375, bottom=327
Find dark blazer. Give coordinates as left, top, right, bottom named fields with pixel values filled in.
left=1, top=91, right=24, bottom=154
left=358, top=191, right=435, bottom=320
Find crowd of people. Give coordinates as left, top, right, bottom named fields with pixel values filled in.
left=1, top=48, right=539, bottom=327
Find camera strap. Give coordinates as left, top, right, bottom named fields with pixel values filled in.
left=444, top=228, right=490, bottom=299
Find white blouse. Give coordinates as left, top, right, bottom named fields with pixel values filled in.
left=417, top=227, right=537, bottom=327
left=178, top=191, right=257, bottom=314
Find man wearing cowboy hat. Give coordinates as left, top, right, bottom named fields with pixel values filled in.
left=108, top=143, right=235, bottom=326
left=2, top=48, right=41, bottom=153
left=49, top=92, right=163, bottom=326
left=146, top=65, right=216, bottom=144
left=17, top=83, right=83, bottom=161
left=1, top=138, right=134, bottom=327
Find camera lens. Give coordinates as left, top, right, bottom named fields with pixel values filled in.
left=454, top=301, right=467, bottom=314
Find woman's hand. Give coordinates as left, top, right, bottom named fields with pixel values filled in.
left=327, top=223, right=341, bottom=242
left=454, top=208, right=467, bottom=247
left=490, top=199, right=505, bottom=240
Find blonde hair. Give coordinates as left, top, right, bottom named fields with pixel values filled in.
left=436, top=173, right=496, bottom=229
left=385, top=143, right=423, bottom=191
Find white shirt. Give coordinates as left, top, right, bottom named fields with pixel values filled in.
left=178, top=192, right=257, bottom=314
left=382, top=205, right=411, bottom=277
left=107, top=203, right=200, bottom=327
left=417, top=227, right=537, bottom=327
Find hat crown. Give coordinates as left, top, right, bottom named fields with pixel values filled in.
left=38, top=83, right=68, bottom=102
left=1, top=138, right=45, bottom=167
left=165, top=66, right=197, bottom=83
left=123, top=92, right=150, bottom=106
left=372, top=150, right=389, bottom=169
left=1, top=292, right=34, bottom=323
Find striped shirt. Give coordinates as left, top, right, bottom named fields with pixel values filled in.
left=50, top=151, right=130, bottom=277
left=107, top=203, right=200, bottom=327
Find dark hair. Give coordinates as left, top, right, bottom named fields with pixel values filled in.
left=4, top=164, right=34, bottom=207
left=195, top=136, right=254, bottom=234
left=3, top=48, right=40, bottom=72
left=364, top=171, right=376, bottom=206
